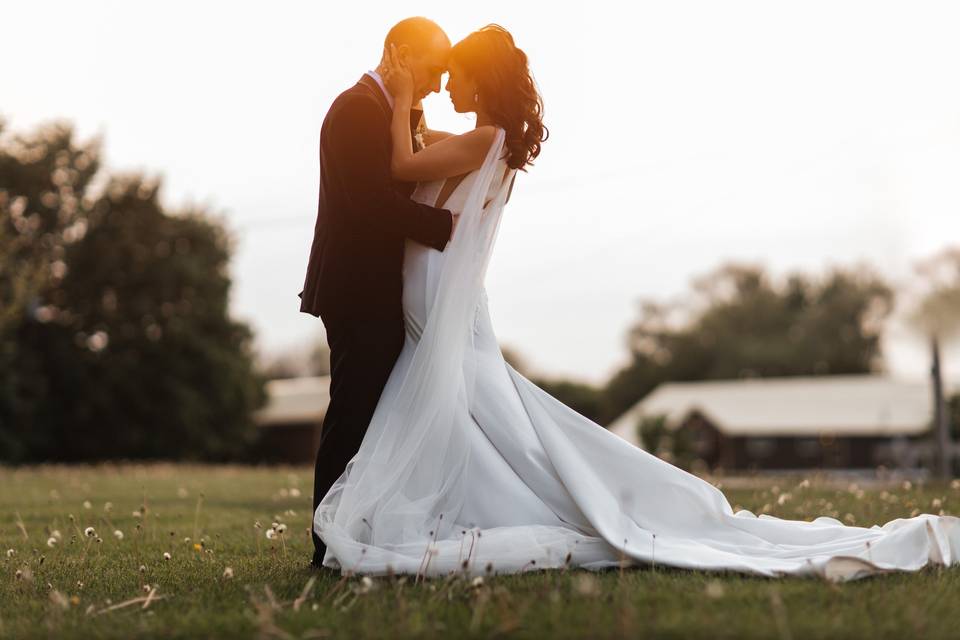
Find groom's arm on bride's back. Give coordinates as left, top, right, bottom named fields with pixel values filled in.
left=328, top=94, right=452, bottom=251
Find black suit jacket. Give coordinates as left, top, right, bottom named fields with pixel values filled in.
left=298, top=74, right=453, bottom=322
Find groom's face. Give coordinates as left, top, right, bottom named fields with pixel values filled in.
left=401, top=34, right=450, bottom=101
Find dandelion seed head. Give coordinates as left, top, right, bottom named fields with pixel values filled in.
left=139, top=564, right=147, bottom=573
left=276, top=523, right=287, bottom=534
left=84, top=527, right=96, bottom=537
left=162, top=552, right=171, bottom=560
left=51, top=530, right=62, bottom=540
left=47, top=537, right=58, bottom=547
left=104, top=501, right=113, bottom=512
left=83, top=500, right=92, bottom=509
left=265, top=529, right=276, bottom=540
left=6, top=549, right=15, bottom=557
left=114, top=530, right=124, bottom=540
left=705, top=580, right=725, bottom=599
left=223, top=567, right=234, bottom=579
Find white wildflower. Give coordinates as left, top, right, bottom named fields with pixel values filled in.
left=114, top=530, right=124, bottom=540
left=47, top=537, right=58, bottom=548
left=276, top=523, right=287, bottom=534
left=163, top=552, right=171, bottom=560
left=705, top=579, right=725, bottom=599
left=357, top=575, right=375, bottom=593
left=265, top=529, right=276, bottom=540
left=6, top=549, right=15, bottom=557
left=84, top=527, right=96, bottom=537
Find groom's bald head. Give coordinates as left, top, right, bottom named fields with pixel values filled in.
left=379, top=17, right=451, bottom=101
left=384, top=17, right=449, bottom=55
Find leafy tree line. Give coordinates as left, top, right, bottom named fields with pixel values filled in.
left=0, top=120, right=265, bottom=462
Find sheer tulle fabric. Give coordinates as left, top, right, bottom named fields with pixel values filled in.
left=315, top=128, right=960, bottom=582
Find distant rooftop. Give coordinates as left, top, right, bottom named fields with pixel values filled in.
left=609, top=375, right=939, bottom=446
left=255, top=376, right=331, bottom=426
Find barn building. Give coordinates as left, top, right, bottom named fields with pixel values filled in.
left=608, top=375, right=938, bottom=471
left=253, top=376, right=330, bottom=463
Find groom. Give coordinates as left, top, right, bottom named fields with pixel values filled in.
left=298, top=17, right=455, bottom=569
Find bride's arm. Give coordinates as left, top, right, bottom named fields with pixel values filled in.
left=423, top=129, right=455, bottom=146
left=384, top=45, right=496, bottom=182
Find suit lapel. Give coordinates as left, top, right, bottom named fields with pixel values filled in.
left=356, top=74, right=423, bottom=154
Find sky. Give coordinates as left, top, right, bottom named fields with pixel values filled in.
left=4, top=0, right=960, bottom=383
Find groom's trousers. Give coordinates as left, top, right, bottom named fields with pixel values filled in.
left=311, top=310, right=406, bottom=566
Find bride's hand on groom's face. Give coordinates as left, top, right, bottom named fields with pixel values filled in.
left=383, top=44, right=415, bottom=106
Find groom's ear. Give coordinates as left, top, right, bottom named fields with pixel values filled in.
left=395, top=43, right=412, bottom=63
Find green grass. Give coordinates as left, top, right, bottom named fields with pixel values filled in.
left=1, top=464, right=958, bottom=639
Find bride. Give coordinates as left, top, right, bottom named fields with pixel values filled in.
left=314, top=24, right=959, bottom=582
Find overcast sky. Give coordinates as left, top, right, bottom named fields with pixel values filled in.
left=5, top=1, right=960, bottom=383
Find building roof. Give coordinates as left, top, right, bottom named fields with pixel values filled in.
left=609, top=375, right=936, bottom=446
left=255, top=376, right=331, bottom=426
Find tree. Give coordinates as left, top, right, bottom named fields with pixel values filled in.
left=0, top=121, right=265, bottom=462
left=909, top=248, right=960, bottom=478
left=600, top=262, right=894, bottom=424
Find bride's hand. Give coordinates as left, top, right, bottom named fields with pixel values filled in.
left=382, top=44, right=415, bottom=107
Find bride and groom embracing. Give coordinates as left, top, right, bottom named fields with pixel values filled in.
left=298, top=17, right=959, bottom=582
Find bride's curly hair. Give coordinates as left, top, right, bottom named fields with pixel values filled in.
left=449, top=24, right=548, bottom=171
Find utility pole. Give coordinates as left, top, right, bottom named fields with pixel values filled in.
left=931, top=335, right=952, bottom=478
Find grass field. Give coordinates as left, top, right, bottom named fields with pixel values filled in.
left=1, top=464, right=959, bottom=639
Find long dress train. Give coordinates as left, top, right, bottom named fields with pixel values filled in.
left=314, top=128, right=960, bottom=582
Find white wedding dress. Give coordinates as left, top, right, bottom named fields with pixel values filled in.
left=314, top=128, right=960, bottom=582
